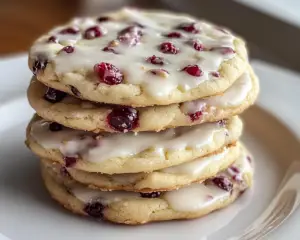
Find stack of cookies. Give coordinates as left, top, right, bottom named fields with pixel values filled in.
left=26, top=8, right=259, bottom=224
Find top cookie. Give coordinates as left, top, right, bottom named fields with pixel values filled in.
left=28, top=8, right=248, bottom=107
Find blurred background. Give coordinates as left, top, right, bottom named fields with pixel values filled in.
left=1, top=0, right=300, bottom=72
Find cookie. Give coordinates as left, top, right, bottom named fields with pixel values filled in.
left=28, top=8, right=248, bottom=107
left=26, top=115, right=243, bottom=174
left=41, top=144, right=253, bottom=224
left=41, top=143, right=240, bottom=192
left=28, top=67, right=258, bottom=133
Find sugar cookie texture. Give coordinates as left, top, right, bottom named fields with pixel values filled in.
left=25, top=7, right=258, bottom=224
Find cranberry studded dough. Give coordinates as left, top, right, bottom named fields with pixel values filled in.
left=25, top=8, right=259, bottom=224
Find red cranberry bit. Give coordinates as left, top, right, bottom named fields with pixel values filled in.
left=47, top=36, right=58, bottom=43
left=59, top=27, right=79, bottom=35
left=210, top=47, right=235, bottom=55
left=94, top=62, right=124, bottom=85
left=189, top=111, right=203, bottom=122
left=193, top=41, right=204, bottom=51
left=118, top=26, right=143, bottom=46
left=49, top=122, right=63, bottom=132
left=160, top=42, right=179, bottom=54
left=119, top=34, right=140, bottom=46
left=140, top=192, right=161, bottom=198
left=182, top=65, right=202, bottom=77
left=146, top=55, right=164, bottom=65
left=165, top=32, right=182, bottom=38
left=60, top=167, right=70, bottom=177
left=247, top=156, right=252, bottom=163
left=64, top=156, right=77, bottom=167
left=83, top=26, right=103, bottom=39
left=32, top=58, right=48, bottom=75
left=217, top=119, right=227, bottom=127
left=107, top=107, right=139, bottom=132
left=97, top=16, right=110, bottom=22
left=102, top=46, right=118, bottom=54
left=150, top=69, right=169, bottom=76
left=176, top=22, right=199, bottom=33
left=84, top=202, right=105, bottom=218
left=119, top=26, right=143, bottom=36
left=211, top=71, right=220, bottom=78
left=70, top=86, right=80, bottom=97
left=60, top=46, right=74, bottom=54
left=229, top=166, right=240, bottom=174
left=44, top=87, right=66, bottom=103
left=212, top=176, right=233, bottom=192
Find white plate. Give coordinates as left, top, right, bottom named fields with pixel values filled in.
left=0, top=55, right=300, bottom=240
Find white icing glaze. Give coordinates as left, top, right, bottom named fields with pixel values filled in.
left=227, top=146, right=252, bottom=180
left=181, top=72, right=252, bottom=114
left=163, top=147, right=253, bottom=212
left=30, top=120, right=87, bottom=149
left=161, top=148, right=228, bottom=175
left=30, top=8, right=236, bottom=98
left=70, top=147, right=253, bottom=212
left=164, top=183, right=230, bottom=212
left=71, top=186, right=139, bottom=205
left=30, top=119, right=227, bottom=162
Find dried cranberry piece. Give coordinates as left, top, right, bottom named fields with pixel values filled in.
left=212, top=176, right=233, bottom=192
left=189, top=111, right=202, bottom=122
left=83, top=26, right=103, bottom=39
left=247, top=156, right=252, bottom=163
left=229, top=166, right=240, bottom=174
left=217, top=119, right=227, bottom=127
left=119, top=26, right=143, bottom=36
left=70, top=86, right=80, bottom=97
left=160, top=42, right=179, bottom=54
left=59, top=27, right=79, bottom=35
left=193, top=41, right=204, bottom=51
left=84, top=202, right=105, bottom=218
left=107, top=107, right=139, bottom=132
left=102, top=46, right=118, bottom=54
left=210, top=47, right=235, bottom=55
left=146, top=55, right=164, bottom=65
left=60, top=46, right=74, bottom=54
left=164, top=32, right=182, bottom=38
left=140, top=192, right=161, bottom=198
left=44, top=87, right=66, bottom=103
left=60, top=167, right=70, bottom=177
left=211, top=72, right=220, bottom=78
left=49, top=122, right=63, bottom=132
left=149, top=69, right=169, bottom=76
left=176, top=22, right=199, bottom=33
left=182, top=65, right=202, bottom=77
left=94, top=62, right=124, bottom=85
left=32, top=58, right=48, bottom=75
left=64, top=156, right=77, bottom=167
left=97, top=16, right=110, bottom=22
left=48, top=36, right=58, bottom=43
left=117, top=26, right=143, bottom=46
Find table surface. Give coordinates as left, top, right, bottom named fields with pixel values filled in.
left=0, top=0, right=80, bottom=55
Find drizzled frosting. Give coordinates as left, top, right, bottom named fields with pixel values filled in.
left=30, top=118, right=230, bottom=163
left=181, top=71, right=252, bottom=115
left=30, top=8, right=236, bottom=98
left=162, top=148, right=229, bottom=175
left=69, top=146, right=253, bottom=212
